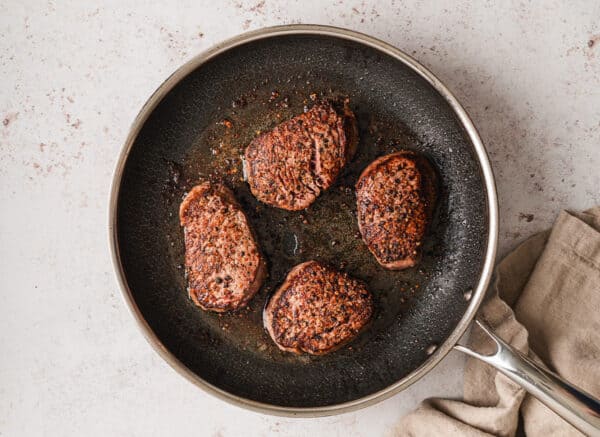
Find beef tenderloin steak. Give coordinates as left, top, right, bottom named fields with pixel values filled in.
left=356, top=151, right=437, bottom=270
left=264, top=261, right=373, bottom=355
left=179, top=182, right=266, bottom=312
left=244, top=99, right=358, bottom=211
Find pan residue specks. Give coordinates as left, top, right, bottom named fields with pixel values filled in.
left=163, top=73, right=444, bottom=364
left=117, top=33, right=488, bottom=408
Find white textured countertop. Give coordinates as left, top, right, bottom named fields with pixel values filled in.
left=1, top=1, right=599, bottom=436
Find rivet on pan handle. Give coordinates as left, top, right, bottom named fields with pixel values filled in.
left=454, top=319, right=600, bottom=436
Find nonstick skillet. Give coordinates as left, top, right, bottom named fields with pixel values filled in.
left=109, top=25, right=600, bottom=433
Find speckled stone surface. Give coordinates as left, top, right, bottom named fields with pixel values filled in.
left=0, top=1, right=598, bottom=436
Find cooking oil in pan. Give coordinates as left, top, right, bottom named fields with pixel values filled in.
left=164, top=80, right=441, bottom=363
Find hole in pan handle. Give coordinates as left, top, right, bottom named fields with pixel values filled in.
left=454, top=319, right=600, bottom=436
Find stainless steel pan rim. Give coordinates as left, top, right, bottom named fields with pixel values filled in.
left=108, top=24, right=499, bottom=417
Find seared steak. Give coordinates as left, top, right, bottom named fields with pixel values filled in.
left=179, top=182, right=266, bottom=312
left=356, top=151, right=437, bottom=270
left=244, top=99, right=358, bottom=211
left=264, top=261, right=372, bottom=355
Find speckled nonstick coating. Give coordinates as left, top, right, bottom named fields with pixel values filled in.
left=113, top=29, right=490, bottom=410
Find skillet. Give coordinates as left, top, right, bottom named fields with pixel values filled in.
left=110, top=25, right=600, bottom=433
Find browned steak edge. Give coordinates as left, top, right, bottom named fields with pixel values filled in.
left=263, top=262, right=308, bottom=354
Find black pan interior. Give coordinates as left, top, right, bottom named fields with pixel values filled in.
left=116, top=33, right=487, bottom=407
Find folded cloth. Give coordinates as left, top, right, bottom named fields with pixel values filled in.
left=396, top=208, right=600, bottom=436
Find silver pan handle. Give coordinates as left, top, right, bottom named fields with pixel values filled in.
left=454, top=319, right=600, bottom=436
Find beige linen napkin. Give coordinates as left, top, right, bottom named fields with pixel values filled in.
left=396, top=207, right=600, bottom=436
